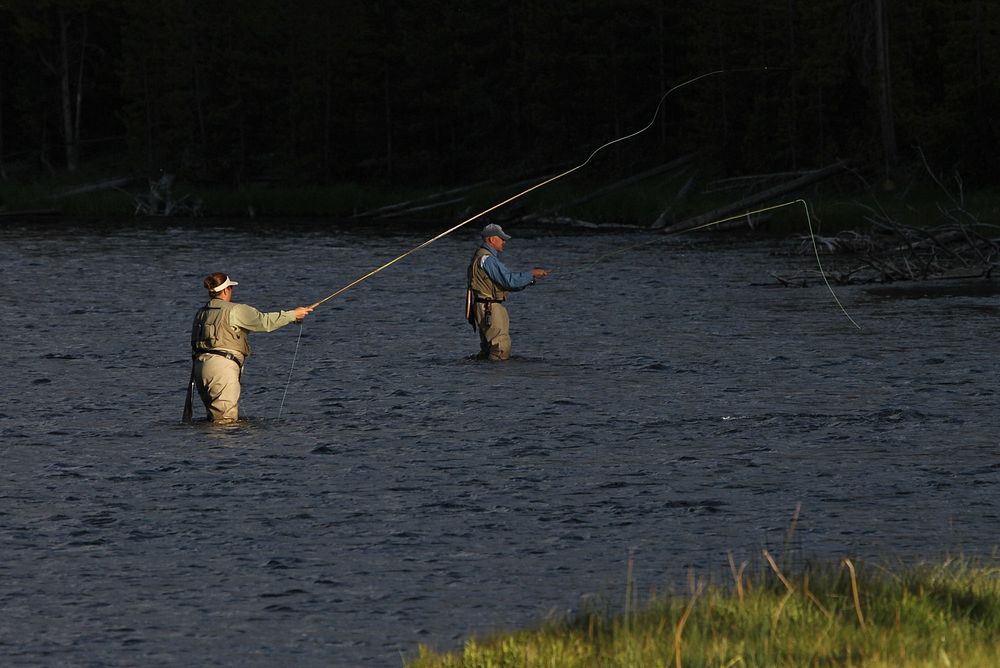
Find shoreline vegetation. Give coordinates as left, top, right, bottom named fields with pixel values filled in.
left=2, top=162, right=996, bottom=234
left=406, top=556, right=1000, bottom=668
left=3, top=168, right=997, bottom=286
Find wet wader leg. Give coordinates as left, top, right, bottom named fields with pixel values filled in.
left=474, top=302, right=490, bottom=359
left=195, top=354, right=241, bottom=421
left=483, top=303, right=511, bottom=361
left=478, top=330, right=491, bottom=360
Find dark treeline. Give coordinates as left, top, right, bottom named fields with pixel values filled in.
left=0, top=0, right=997, bottom=189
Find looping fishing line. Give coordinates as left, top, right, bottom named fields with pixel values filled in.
left=684, top=198, right=860, bottom=329
left=305, top=68, right=768, bottom=311
left=554, top=198, right=861, bottom=330
left=276, top=67, right=775, bottom=416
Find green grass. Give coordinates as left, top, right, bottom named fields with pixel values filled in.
left=407, top=557, right=1000, bottom=667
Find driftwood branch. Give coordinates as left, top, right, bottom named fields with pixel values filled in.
left=515, top=153, right=696, bottom=225
left=350, top=162, right=577, bottom=221
left=351, top=179, right=494, bottom=219
left=651, top=169, right=698, bottom=229
left=767, top=154, right=998, bottom=287
left=133, top=173, right=202, bottom=217
left=662, top=161, right=848, bottom=234
left=52, top=176, right=135, bottom=198
left=702, top=170, right=819, bottom=194
left=783, top=222, right=998, bottom=285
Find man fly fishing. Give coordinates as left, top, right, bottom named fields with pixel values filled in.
left=466, top=223, right=548, bottom=361
left=184, top=273, right=313, bottom=422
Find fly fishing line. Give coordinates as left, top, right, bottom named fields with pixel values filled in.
left=276, top=67, right=775, bottom=416
left=553, top=198, right=861, bottom=329
left=277, top=321, right=305, bottom=419
left=304, top=68, right=771, bottom=311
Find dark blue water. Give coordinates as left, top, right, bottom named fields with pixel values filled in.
left=2, top=221, right=998, bottom=666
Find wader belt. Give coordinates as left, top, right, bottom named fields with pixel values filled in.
left=194, top=349, right=244, bottom=368
left=474, top=297, right=505, bottom=304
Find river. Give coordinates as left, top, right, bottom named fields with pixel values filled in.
left=1, top=219, right=998, bottom=666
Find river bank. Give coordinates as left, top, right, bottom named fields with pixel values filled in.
left=6, top=168, right=994, bottom=234
left=408, top=557, right=1000, bottom=667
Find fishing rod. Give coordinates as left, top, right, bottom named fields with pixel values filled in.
left=553, top=198, right=861, bottom=329
left=278, top=199, right=855, bottom=419
left=305, top=67, right=772, bottom=311
left=276, top=67, right=775, bottom=418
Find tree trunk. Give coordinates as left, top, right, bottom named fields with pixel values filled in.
left=787, top=0, right=797, bottom=169
left=974, top=0, right=984, bottom=112
left=141, top=57, right=154, bottom=174
left=73, top=15, right=87, bottom=162
left=323, top=60, right=332, bottom=176
left=58, top=11, right=79, bottom=173
left=186, top=4, right=207, bottom=176
left=0, top=49, right=6, bottom=181
left=873, top=0, right=897, bottom=180
left=383, top=61, right=393, bottom=181
left=40, top=121, right=55, bottom=175
left=657, top=5, right=666, bottom=147
left=380, top=1, right=394, bottom=181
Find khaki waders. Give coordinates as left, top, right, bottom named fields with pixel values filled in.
left=193, top=353, right=242, bottom=422
left=474, top=300, right=511, bottom=361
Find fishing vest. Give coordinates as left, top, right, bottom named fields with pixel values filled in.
left=191, top=299, right=251, bottom=358
left=466, top=246, right=508, bottom=329
left=468, top=247, right=508, bottom=302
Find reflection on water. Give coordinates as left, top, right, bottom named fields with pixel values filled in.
left=1, top=221, right=999, bottom=666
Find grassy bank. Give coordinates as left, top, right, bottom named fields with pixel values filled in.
left=407, top=557, right=1000, bottom=667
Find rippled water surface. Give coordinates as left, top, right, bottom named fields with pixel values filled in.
left=2, top=220, right=998, bottom=666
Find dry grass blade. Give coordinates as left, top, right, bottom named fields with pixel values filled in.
left=762, top=550, right=794, bottom=593
left=728, top=552, right=747, bottom=602
left=673, top=581, right=704, bottom=668
left=842, top=558, right=866, bottom=628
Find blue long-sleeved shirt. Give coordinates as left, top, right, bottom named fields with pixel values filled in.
left=478, top=244, right=535, bottom=291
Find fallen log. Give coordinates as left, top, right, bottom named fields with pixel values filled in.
left=516, top=154, right=696, bottom=224
left=351, top=179, right=494, bottom=219
left=380, top=196, right=467, bottom=218
left=662, top=161, right=847, bottom=234
left=530, top=215, right=646, bottom=231
left=0, top=208, right=61, bottom=217
left=52, top=176, right=135, bottom=199
left=703, top=170, right=816, bottom=194
left=650, top=169, right=698, bottom=229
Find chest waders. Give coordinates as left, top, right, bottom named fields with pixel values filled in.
left=184, top=299, right=250, bottom=421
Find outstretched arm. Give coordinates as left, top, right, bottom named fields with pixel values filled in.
left=229, top=303, right=313, bottom=332
left=482, top=255, right=541, bottom=290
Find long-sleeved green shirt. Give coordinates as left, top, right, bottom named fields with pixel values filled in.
left=226, top=302, right=297, bottom=333
left=193, top=299, right=298, bottom=364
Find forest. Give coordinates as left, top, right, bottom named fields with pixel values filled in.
left=0, top=0, right=997, bottom=202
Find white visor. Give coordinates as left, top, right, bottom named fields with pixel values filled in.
left=212, top=277, right=239, bottom=292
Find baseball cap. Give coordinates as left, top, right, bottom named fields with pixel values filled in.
left=481, top=223, right=511, bottom=240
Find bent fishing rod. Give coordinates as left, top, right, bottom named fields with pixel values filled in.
left=305, top=67, right=773, bottom=311
left=279, top=199, right=854, bottom=419
left=277, top=67, right=775, bottom=418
